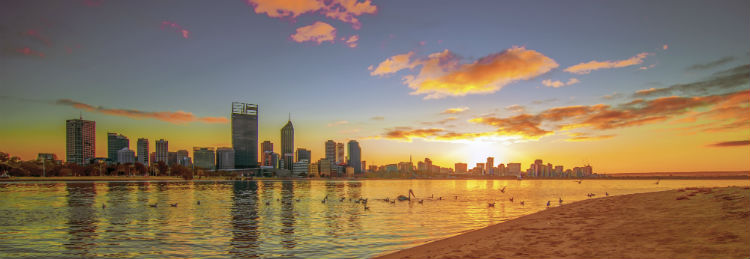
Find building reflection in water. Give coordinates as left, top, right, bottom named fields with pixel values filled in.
left=64, top=182, right=99, bottom=257
left=279, top=181, right=296, bottom=249
left=229, top=180, right=260, bottom=258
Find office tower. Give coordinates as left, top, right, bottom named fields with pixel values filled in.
left=486, top=157, right=494, bottom=175
left=308, top=162, right=319, bottom=177
left=507, top=163, right=522, bottom=176
left=261, top=140, right=273, bottom=166
left=216, top=147, right=235, bottom=169
left=336, top=142, right=345, bottom=164
left=193, top=147, right=215, bottom=169
left=498, top=163, right=506, bottom=176
left=361, top=161, right=366, bottom=173
left=424, top=158, right=432, bottom=172
left=296, top=148, right=311, bottom=162
left=137, top=138, right=149, bottom=165
left=318, top=158, right=331, bottom=177
left=281, top=119, right=294, bottom=170
left=292, top=159, right=309, bottom=176
left=325, top=140, right=336, bottom=160
left=347, top=140, right=361, bottom=174
left=107, top=133, right=129, bottom=162
left=168, top=152, right=177, bottom=166
left=155, top=139, right=168, bottom=163
left=176, top=150, right=189, bottom=166
left=66, top=117, right=95, bottom=165
left=455, top=163, right=467, bottom=174
left=117, top=148, right=135, bottom=164
left=232, top=102, right=259, bottom=168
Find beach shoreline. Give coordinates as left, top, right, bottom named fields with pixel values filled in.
left=374, top=186, right=750, bottom=259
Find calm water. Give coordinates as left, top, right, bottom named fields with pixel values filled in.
left=0, top=179, right=747, bottom=258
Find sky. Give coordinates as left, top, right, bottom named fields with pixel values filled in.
left=1, top=0, right=748, bottom=173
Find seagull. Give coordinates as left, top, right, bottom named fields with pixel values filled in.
left=500, top=186, right=506, bottom=193
left=170, top=203, right=178, bottom=207
left=364, top=206, right=370, bottom=211
left=520, top=201, right=525, bottom=206
left=454, top=196, right=458, bottom=200
left=322, top=195, right=328, bottom=204
left=546, top=200, right=551, bottom=207
left=509, top=197, right=514, bottom=202
left=558, top=197, right=563, bottom=204
left=102, top=204, right=106, bottom=209
left=605, top=192, right=609, bottom=197
left=575, top=180, right=582, bottom=184
left=418, top=200, right=424, bottom=204
left=266, top=201, right=271, bottom=205
left=488, top=202, right=495, bottom=207
left=149, top=203, right=158, bottom=208
left=197, top=200, right=200, bottom=205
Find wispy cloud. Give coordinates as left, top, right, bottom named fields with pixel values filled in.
left=686, top=56, right=736, bottom=72
left=56, top=99, right=228, bottom=124
left=421, top=117, right=457, bottom=125
left=290, top=21, right=336, bottom=44
left=370, top=116, right=385, bottom=121
left=505, top=104, right=526, bottom=113
left=161, top=21, right=190, bottom=39
left=706, top=140, right=750, bottom=147
left=564, top=52, right=651, bottom=74
left=246, top=0, right=377, bottom=30
left=327, top=120, right=349, bottom=127
left=634, top=64, right=749, bottom=98
left=342, top=35, right=358, bottom=48
left=370, top=47, right=558, bottom=99
left=441, top=107, right=469, bottom=114
left=542, top=78, right=579, bottom=88
left=565, top=133, right=616, bottom=142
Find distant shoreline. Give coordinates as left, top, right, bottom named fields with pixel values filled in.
left=374, top=186, right=750, bottom=259
left=1, top=175, right=748, bottom=182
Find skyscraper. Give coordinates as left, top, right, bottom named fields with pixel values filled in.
left=66, top=117, right=95, bottom=165
left=347, top=140, right=361, bottom=174
left=296, top=148, right=311, bottom=162
left=117, top=148, right=135, bottom=164
left=137, top=138, right=149, bottom=165
left=193, top=147, right=215, bottom=169
left=280, top=119, right=294, bottom=170
left=107, top=133, right=129, bottom=162
left=261, top=140, right=273, bottom=166
left=486, top=157, right=494, bottom=175
left=155, top=139, right=168, bottom=163
left=216, top=147, right=235, bottom=169
left=325, top=140, right=336, bottom=165
left=176, top=150, right=189, bottom=166
left=336, top=142, right=345, bottom=164
left=232, top=102, right=259, bottom=168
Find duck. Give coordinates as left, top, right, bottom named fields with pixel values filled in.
left=488, top=202, right=495, bottom=207
left=170, top=203, right=178, bottom=207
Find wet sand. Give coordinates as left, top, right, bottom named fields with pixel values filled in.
left=375, top=186, right=750, bottom=259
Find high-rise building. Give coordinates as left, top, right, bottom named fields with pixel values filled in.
left=486, top=157, right=494, bottom=175
left=507, top=163, right=522, bottom=176
left=325, top=140, right=336, bottom=162
left=193, top=147, right=215, bottom=169
left=455, top=163, right=468, bottom=174
left=232, top=102, right=259, bottom=168
left=176, top=150, right=189, bottom=166
left=281, top=119, right=294, bottom=170
left=155, top=139, right=168, bottom=164
left=168, top=152, right=177, bottom=166
left=296, top=148, right=311, bottom=162
left=361, top=161, right=366, bottom=173
left=107, top=133, right=129, bottom=162
left=137, top=138, right=149, bottom=165
left=318, top=158, right=331, bottom=177
left=292, top=159, right=309, bottom=176
left=347, top=140, right=361, bottom=174
left=424, top=158, right=432, bottom=172
left=66, top=117, right=95, bottom=165
left=336, top=142, right=345, bottom=164
left=261, top=140, right=273, bottom=166
left=216, top=147, right=235, bottom=169
left=117, top=148, right=135, bottom=164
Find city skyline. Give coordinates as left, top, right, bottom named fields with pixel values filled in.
left=1, top=0, right=749, bottom=173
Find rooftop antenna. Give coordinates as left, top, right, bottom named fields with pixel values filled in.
left=288, top=112, right=291, bottom=122
left=79, top=111, right=82, bottom=120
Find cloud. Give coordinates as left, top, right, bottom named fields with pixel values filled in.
left=706, top=140, right=750, bottom=147
left=342, top=35, right=358, bottom=48
left=469, top=89, right=749, bottom=140
left=542, top=78, right=580, bottom=88
left=686, top=56, right=736, bottom=72
left=565, top=133, right=616, bottom=142
left=441, top=107, right=469, bottom=114
left=246, top=0, right=377, bottom=30
left=564, top=52, right=651, bottom=74
left=290, top=21, right=336, bottom=44
left=505, top=104, right=526, bottom=113
left=370, top=116, right=384, bottom=121
left=161, top=21, right=190, bottom=39
left=56, top=99, right=228, bottom=124
left=15, top=47, right=45, bottom=58
left=662, top=44, right=668, bottom=50
left=634, top=64, right=749, bottom=98
left=380, top=127, right=507, bottom=143
left=327, top=120, right=349, bottom=127
left=639, top=64, right=656, bottom=70
left=22, top=29, right=52, bottom=46
left=369, top=51, right=416, bottom=76
left=421, top=117, right=457, bottom=125
left=601, top=92, right=623, bottom=100
left=371, top=46, right=559, bottom=99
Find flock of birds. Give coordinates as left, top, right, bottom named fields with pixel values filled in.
left=100, top=178, right=663, bottom=211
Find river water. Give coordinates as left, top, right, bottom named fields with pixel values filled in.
left=0, top=179, right=747, bottom=258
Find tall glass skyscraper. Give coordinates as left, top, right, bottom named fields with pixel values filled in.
left=347, top=140, right=361, bottom=174
left=232, top=102, right=258, bottom=168
left=281, top=119, right=294, bottom=170
left=107, top=133, right=129, bottom=162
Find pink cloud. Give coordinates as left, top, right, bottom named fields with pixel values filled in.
left=246, top=0, right=376, bottom=30
left=161, top=21, right=190, bottom=39
left=368, top=51, right=417, bottom=76
left=57, top=99, right=228, bottom=124
left=663, top=44, right=669, bottom=50
left=342, top=35, right=358, bottom=48
left=564, top=52, right=651, bottom=74
left=542, top=78, right=580, bottom=88
left=290, top=21, right=336, bottom=44
left=16, top=47, right=45, bottom=58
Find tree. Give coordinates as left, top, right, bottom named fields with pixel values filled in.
left=0, top=152, right=9, bottom=162
left=156, top=161, right=168, bottom=176
left=134, top=162, right=147, bottom=176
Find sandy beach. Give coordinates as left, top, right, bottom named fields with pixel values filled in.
left=375, top=186, right=750, bottom=259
